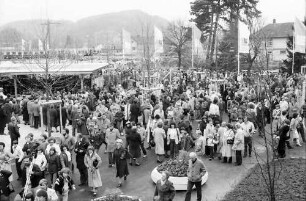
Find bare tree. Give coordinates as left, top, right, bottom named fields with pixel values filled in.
left=21, top=20, right=73, bottom=136
left=165, top=19, right=191, bottom=69
left=251, top=37, right=284, bottom=201
left=138, top=17, right=155, bottom=88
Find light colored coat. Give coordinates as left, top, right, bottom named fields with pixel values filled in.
left=84, top=152, right=102, bottom=188
left=153, top=127, right=166, bottom=155
left=232, top=129, right=244, bottom=151
left=105, top=128, right=120, bottom=152
left=221, top=129, right=234, bottom=157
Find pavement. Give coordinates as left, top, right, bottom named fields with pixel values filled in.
left=1, top=117, right=306, bottom=201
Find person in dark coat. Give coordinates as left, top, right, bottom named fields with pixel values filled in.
left=0, top=104, right=6, bottom=135
left=277, top=119, right=290, bottom=158
left=2, top=99, right=12, bottom=124
left=77, top=113, right=89, bottom=136
left=61, top=104, right=68, bottom=129
left=256, top=103, right=265, bottom=137
left=113, top=139, right=129, bottom=187
left=42, top=105, right=48, bottom=131
left=74, top=134, right=89, bottom=186
left=54, top=167, right=75, bottom=201
left=8, top=116, right=20, bottom=152
left=21, top=96, right=29, bottom=125
left=49, top=105, right=59, bottom=132
left=126, top=127, right=142, bottom=166
left=130, top=100, right=140, bottom=124
left=21, top=156, right=44, bottom=188
left=154, top=171, right=176, bottom=201
left=0, top=169, right=13, bottom=199
left=46, top=147, right=61, bottom=185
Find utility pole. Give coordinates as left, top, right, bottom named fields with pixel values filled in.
left=41, top=19, right=61, bottom=50
left=41, top=19, right=60, bottom=137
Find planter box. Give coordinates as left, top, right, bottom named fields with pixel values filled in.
left=151, top=167, right=208, bottom=191
left=92, top=195, right=141, bottom=201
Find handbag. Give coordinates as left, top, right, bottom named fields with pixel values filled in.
left=149, top=139, right=156, bottom=147
left=227, top=139, right=234, bottom=145
left=93, top=158, right=99, bottom=168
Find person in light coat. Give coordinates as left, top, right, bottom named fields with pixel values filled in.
left=105, top=123, right=120, bottom=167
left=221, top=124, right=235, bottom=163
left=194, top=129, right=206, bottom=156
left=153, top=122, right=166, bottom=163
left=216, top=122, right=226, bottom=160
left=84, top=146, right=102, bottom=196
left=232, top=124, right=245, bottom=166
left=208, top=98, right=220, bottom=116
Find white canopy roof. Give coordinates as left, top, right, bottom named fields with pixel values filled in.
left=0, top=61, right=109, bottom=75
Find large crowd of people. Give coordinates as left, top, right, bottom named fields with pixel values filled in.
left=0, top=69, right=305, bottom=201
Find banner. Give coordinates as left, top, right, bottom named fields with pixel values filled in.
left=192, top=24, right=204, bottom=57
left=122, top=29, right=132, bottom=55
left=21, top=39, right=26, bottom=51
left=154, top=26, right=164, bottom=54
left=294, top=17, right=306, bottom=53
left=38, top=39, right=43, bottom=51
left=238, top=20, right=250, bottom=53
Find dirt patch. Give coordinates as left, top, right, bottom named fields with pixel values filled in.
left=222, top=158, right=306, bottom=201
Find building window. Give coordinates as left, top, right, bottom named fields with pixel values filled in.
left=267, top=39, right=273, bottom=47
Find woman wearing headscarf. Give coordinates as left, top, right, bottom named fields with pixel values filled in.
left=113, top=139, right=129, bottom=187
left=153, top=122, right=166, bottom=163
left=84, top=146, right=102, bottom=196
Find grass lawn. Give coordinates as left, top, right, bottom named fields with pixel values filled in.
left=222, top=158, right=306, bottom=201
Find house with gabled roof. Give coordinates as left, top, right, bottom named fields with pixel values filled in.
left=259, top=20, right=293, bottom=63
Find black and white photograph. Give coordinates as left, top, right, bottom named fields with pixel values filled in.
left=0, top=0, right=305, bottom=200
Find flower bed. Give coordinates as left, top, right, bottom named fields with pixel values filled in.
left=151, top=159, right=208, bottom=190
left=93, top=195, right=141, bottom=201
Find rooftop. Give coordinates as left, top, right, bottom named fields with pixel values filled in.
left=0, top=61, right=110, bottom=75
left=259, top=22, right=293, bottom=38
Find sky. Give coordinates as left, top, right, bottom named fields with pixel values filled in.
left=0, top=0, right=305, bottom=26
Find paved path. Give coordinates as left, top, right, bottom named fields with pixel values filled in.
left=1, top=119, right=305, bottom=201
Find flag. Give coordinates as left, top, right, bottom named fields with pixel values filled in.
left=294, top=17, right=306, bottom=53
left=154, top=26, right=164, bottom=54
left=21, top=39, right=26, bottom=51
left=38, top=39, right=43, bottom=51
left=192, top=24, right=204, bottom=57
left=122, top=29, right=132, bottom=55
left=238, top=20, right=250, bottom=53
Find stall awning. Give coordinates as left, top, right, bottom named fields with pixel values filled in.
left=0, top=61, right=110, bottom=75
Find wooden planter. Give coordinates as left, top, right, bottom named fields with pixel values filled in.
left=151, top=167, right=208, bottom=191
